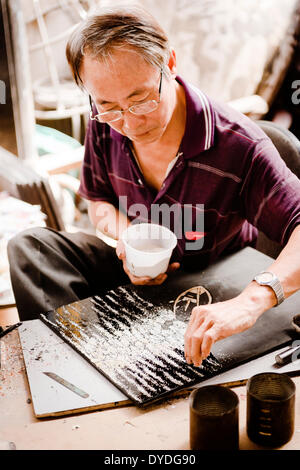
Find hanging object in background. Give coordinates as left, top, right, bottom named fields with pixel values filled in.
left=23, top=0, right=96, bottom=141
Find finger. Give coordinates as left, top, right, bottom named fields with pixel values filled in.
left=190, top=319, right=213, bottom=366
left=150, top=273, right=167, bottom=285
left=185, top=307, right=206, bottom=338
left=127, top=270, right=167, bottom=286
left=129, top=273, right=153, bottom=284
left=135, top=273, right=167, bottom=285
left=117, top=250, right=125, bottom=260
left=166, top=262, right=180, bottom=273
left=201, top=328, right=216, bottom=360
left=184, top=308, right=206, bottom=352
left=191, top=331, right=205, bottom=367
left=116, top=240, right=125, bottom=258
left=184, top=309, right=206, bottom=363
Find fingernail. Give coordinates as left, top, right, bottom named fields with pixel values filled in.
left=194, top=360, right=202, bottom=367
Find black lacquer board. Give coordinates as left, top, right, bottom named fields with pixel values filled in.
left=40, top=248, right=300, bottom=406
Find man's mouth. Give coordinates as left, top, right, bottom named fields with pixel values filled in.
left=126, top=129, right=149, bottom=138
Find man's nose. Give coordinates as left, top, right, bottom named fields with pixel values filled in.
left=122, top=111, right=145, bottom=130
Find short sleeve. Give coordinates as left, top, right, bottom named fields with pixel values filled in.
left=240, top=139, right=300, bottom=246
left=78, top=119, right=117, bottom=204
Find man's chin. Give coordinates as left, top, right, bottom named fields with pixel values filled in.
left=128, top=128, right=163, bottom=144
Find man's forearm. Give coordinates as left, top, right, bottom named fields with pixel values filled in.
left=239, top=225, right=300, bottom=316
left=88, top=200, right=131, bottom=241
left=268, top=224, right=300, bottom=298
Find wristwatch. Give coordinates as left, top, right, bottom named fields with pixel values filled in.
left=253, top=271, right=285, bottom=306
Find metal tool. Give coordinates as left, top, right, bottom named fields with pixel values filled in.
left=292, top=313, right=300, bottom=334
left=275, top=345, right=300, bottom=365
left=275, top=314, right=300, bottom=365
left=43, top=372, right=89, bottom=399
left=0, top=322, right=22, bottom=339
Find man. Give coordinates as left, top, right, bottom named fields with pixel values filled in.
left=8, top=3, right=300, bottom=368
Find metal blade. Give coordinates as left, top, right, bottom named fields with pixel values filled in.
left=43, top=372, right=89, bottom=399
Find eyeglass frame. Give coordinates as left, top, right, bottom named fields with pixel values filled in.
left=89, top=68, right=163, bottom=123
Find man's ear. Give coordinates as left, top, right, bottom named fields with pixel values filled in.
left=167, top=47, right=177, bottom=77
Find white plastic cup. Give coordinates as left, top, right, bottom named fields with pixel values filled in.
left=121, top=223, right=177, bottom=278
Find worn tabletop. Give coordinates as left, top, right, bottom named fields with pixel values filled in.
left=0, top=330, right=299, bottom=451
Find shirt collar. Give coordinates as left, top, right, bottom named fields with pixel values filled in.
left=109, top=75, right=215, bottom=158
left=176, top=75, right=215, bottom=159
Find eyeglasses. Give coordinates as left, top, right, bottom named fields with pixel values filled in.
left=89, top=69, right=163, bottom=123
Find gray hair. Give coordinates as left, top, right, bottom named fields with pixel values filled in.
left=66, top=2, right=171, bottom=88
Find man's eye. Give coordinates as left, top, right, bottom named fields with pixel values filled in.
left=133, top=94, right=149, bottom=104
left=99, top=106, right=117, bottom=113
left=97, top=93, right=149, bottom=111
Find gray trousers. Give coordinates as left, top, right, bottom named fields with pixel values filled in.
left=7, top=228, right=129, bottom=321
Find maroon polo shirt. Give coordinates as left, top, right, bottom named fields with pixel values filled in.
left=78, top=76, right=300, bottom=268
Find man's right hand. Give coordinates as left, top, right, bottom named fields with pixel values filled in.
left=116, top=239, right=180, bottom=286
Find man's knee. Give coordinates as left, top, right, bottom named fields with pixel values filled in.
left=7, top=227, right=51, bottom=264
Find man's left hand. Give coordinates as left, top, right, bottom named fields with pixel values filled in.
left=184, top=296, right=262, bottom=367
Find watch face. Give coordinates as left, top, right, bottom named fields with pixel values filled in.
left=257, top=272, right=274, bottom=283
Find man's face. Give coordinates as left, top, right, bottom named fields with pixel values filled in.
left=81, top=47, right=175, bottom=145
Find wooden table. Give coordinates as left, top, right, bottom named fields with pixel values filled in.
left=0, top=327, right=299, bottom=451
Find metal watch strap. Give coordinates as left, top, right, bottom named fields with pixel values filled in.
left=254, top=271, right=285, bottom=306
left=271, top=276, right=285, bottom=306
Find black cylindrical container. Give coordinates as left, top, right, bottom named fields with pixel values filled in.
left=247, top=373, right=295, bottom=447
left=189, top=385, right=239, bottom=450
